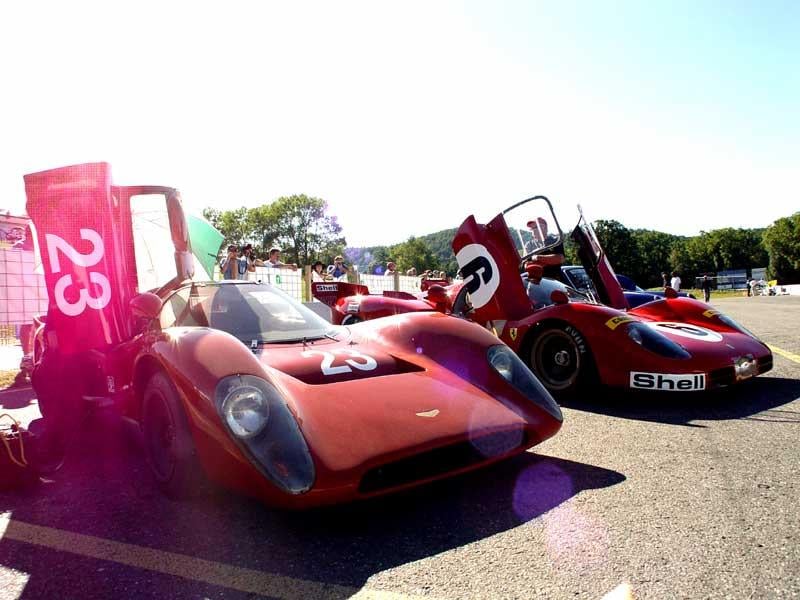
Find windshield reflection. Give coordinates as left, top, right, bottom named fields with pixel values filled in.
left=167, top=283, right=336, bottom=344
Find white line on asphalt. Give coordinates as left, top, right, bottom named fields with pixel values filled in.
left=768, top=344, right=800, bottom=365
left=0, top=513, right=441, bottom=600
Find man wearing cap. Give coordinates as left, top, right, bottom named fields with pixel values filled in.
left=220, top=244, right=240, bottom=280
left=331, top=255, right=348, bottom=281
left=243, top=243, right=266, bottom=274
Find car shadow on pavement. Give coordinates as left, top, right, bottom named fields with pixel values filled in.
left=562, top=376, right=800, bottom=427
left=0, top=414, right=625, bottom=598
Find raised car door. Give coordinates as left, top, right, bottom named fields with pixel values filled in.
left=570, top=208, right=628, bottom=310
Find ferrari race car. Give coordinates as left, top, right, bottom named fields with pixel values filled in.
left=311, top=280, right=463, bottom=325
left=451, top=195, right=773, bottom=394
left=312, top=196, right=773, bottom=396
left=23, top=162, right=563, bottom=508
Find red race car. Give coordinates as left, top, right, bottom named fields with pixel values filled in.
left=314, top=196, right=773, bottom=396
left=452, top=196, right=772, bottom=394
left=24, top=163, right=562, bottom=508
left=311, top=281, right=462, bottom=325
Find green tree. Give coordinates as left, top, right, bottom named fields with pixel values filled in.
left=202, top=207, right=250, bottom=247
left=247, top=195, right=346, bottom=266
left=631, top=229, right=681, bottom=288
left=390, top=237, right=438, bottom=273
left=762, top=213, right=800, bottom=282
left=592, top=220, right=639, bottom=277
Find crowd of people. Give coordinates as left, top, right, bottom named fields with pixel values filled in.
left=220, top=244, right=297, bottom=280
left=219, top=245, right=451, bottom=285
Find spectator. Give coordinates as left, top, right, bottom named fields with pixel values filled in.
left=661, top=272, right=669, bottom=289
left=701, top=274, right=712, bottom=303
left=311, top=261, right=328, bottom=282
left=266, top=247, right=297, bottom=270
left=330, top=255, right=348, bottom=281
left=670, top=271, right=682, bottom=292
left=746, top=278, right=753, bottom=297
left=385, top=261, right=398, bottom=276
left=242, top=243, right=265, bottom=273
left=406, top=267, right=417, bottom=276
left=220, top=244, right=240, bottom=280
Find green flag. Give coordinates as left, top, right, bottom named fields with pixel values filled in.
left=187, top=214, right=224, bottom=280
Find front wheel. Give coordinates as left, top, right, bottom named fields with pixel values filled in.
left=141, top=372, right=207, bottom=499
left=528, top=326, right=592, bottom=395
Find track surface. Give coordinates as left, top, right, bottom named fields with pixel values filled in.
left=1, top=296, right=798, bottom=599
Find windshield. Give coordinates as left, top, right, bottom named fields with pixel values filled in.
left=167, top=282, right=335, bottom=344
left=502, top=196, right=563, bottom=260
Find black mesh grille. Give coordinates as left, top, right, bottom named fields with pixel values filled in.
left=359, top=429, right=527, bottom=494
left=709, top=366, right=735, bottom=388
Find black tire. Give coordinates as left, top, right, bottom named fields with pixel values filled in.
left=141, top=371, right=207, bottom=499
left=528, top=326, right=593, bottom=395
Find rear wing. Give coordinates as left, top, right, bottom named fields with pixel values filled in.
left=311, top=281, right=369, bottom=307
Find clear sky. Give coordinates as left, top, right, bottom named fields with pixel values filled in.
left=1, top=1, right=797, bottom=246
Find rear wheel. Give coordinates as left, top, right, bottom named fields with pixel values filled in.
left=141, top=372, right=207, bottom=499
left=528, top=326, right=592, bottom=395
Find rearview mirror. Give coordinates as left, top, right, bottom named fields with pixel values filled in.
left=550, top=290, right=569, bottom=305
left=130, top=292, right=162, bottom=320
left=664, top=286, right=679, bottom=299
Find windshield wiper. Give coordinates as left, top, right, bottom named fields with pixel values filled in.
left=261, top=334, right=328, bottom=345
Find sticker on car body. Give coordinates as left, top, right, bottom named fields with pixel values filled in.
left=455, top=243, right=500, bottom=310
left=605, top=315, right=635, bottom=330
left=630, top=372, right=706, bottom=391
left=648, top=322, right=723, bottom=342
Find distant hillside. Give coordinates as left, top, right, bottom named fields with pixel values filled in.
left=418, top=228, right=458, bottom=273
left=345, top=227, right=458, bottom=275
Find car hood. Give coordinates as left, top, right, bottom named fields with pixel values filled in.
left=257, top=313, right=558, bottom=487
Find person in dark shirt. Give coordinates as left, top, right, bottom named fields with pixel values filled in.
left=701, top=274, right=712, bottom=303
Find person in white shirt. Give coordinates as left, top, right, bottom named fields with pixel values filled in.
left=670, top=271, right=681, bottom=292
left=266, top=247, right=297, bottom=270
left=311, top=261, right=328, bottom=282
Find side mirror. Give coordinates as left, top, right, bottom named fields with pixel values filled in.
left=130, top=292, right=162, bottom=320
left=664, top=286, right=679, bottom=299
left=550, top=290, right=569, bottom=305
left=426, top=285, right=448, bottom=305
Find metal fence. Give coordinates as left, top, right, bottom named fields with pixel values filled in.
left=208, top=265, right=437, bottom=301
left=1, top=247, right=48, bottom=346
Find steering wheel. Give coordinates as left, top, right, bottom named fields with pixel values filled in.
left=451, top=286, right=473, bottom=318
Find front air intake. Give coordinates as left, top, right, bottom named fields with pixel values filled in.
left=358, top=429, right=527, bottom=494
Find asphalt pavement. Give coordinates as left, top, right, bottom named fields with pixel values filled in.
left=1, top=296, right=798, bottom=599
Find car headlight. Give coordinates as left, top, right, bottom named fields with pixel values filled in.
left=626, top=322, right=691, bottom=360
left=488, top=346, right=514, bottom=381
left=487, top=345, right=562, bottom=421
left=215, top=375, right=315, bottom=495
left=222, top=385, right=269, bottom=439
